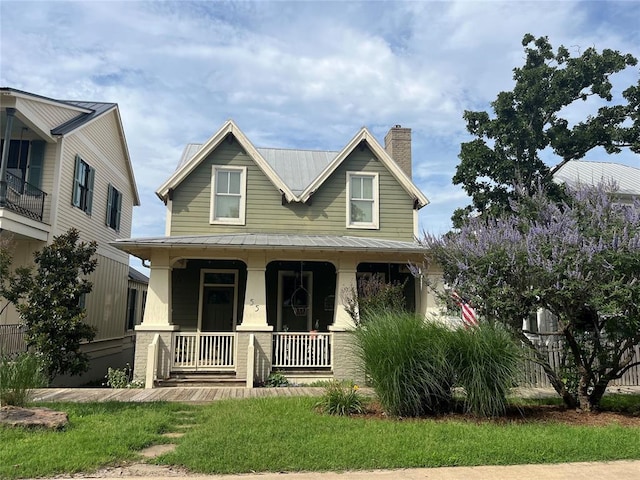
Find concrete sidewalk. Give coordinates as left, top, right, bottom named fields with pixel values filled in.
left=71, top=460, right=640, bottom=480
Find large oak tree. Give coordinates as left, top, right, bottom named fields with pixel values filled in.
left=453, top=34, right=639, bottom=226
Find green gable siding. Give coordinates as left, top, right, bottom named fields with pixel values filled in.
left=170, top=141, right=415, bottom=241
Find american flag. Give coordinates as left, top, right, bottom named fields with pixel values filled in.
left=452, top=291, right=478, bottom=327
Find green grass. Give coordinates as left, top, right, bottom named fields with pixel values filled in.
left=158, top=396, right=640, bottom=474
left=0, top=402, right=195, bottom=479
left=1, top=396, right=640, bottom=479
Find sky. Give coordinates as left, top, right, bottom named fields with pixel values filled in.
left=1, top=0, right=639, bottom=269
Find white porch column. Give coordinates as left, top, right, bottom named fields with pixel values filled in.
left=418, top=272, right=443, bottom=320
left=237, top=252, right=272, bottom=331
left=136, top=250, right=177, bottom=332
left=330, top=257, right=357, bottom=331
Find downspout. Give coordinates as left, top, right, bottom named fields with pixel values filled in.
left=0, top=107, right=16, bottom=206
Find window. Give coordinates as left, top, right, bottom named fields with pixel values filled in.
left=347, top=172, right=379, bottom=229
left=106, top=184, right=123, bottom=231
left=210, top=166, right=246, bottom=225
left=126, top=288, right=137, bottom=331
left=72, top=155, right=95, bottom=213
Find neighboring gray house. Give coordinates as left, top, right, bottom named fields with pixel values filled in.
left=0, top=87, right=140, bottom=385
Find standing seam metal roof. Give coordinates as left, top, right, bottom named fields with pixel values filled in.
left=554, top=160, right=640, bottom=196
left=113, top=233, right=424, bottom=252
left=177, top=144, right=340, bottom=195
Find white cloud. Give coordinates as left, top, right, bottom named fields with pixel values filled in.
left=1, top=0, right=638, bottom=246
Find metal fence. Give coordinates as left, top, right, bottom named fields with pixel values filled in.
left=0, top=324, right=27, bottom=356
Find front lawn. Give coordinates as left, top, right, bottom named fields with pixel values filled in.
left=1, top=396, right=639, bottom=479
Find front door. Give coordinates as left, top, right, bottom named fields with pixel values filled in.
left=199, top=270, right=238, bottom=333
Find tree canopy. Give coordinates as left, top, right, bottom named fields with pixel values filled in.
left=1, top=228, right=98, bottom=381
left=453, top=34, right=639, bottom=226
left=424, top=183, right=640, bottom=411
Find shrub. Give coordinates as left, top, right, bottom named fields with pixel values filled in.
left=264, top=371, right=290, bottom=387
left=0, top=352, right=47, bottom=406
left=316, top=380, right=366, bottom=416
left=105, top=364, right=143, bottom=389
left=343, top=275, right=408, bottom=326
left=451, top=323, right=523, bottom=417
left=352, top=311, right=455, bottom=417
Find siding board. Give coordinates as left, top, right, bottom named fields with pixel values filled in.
left=170, top=143, right=415, bottom=240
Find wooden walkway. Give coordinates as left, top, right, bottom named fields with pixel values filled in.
left=31, top=386, right=337, bottom=403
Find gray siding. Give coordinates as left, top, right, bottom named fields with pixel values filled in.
left=170, top=142, right=415, bottom=240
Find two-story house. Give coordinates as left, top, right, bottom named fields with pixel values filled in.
left=115, top=120, right=441, bottom=387
left=0, top=87, right=140, bottom=386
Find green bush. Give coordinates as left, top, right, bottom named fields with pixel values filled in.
left=352, top=311, right=455, bottom=417
left=315, top=380, right=366, bottom=416
left=105, top=364, right=143, bottom=389
left=264, top=371, right=290, bottom=387
left=0, top=352, right=47, bottom=406
left=452, top=323, right=523, bottom=417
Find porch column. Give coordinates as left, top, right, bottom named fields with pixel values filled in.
left=136, top=250, right=176, bottom=331
left=237, top=252, right=272, bottom=331
left=330, top=257, right=357, bottom=331
left=0, top=107, right=16, bottom=206
left=418, top=271, right=444, bottom=319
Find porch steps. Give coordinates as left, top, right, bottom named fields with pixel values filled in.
left=157, top=372, right=246, bottom=388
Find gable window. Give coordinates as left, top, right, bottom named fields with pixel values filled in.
left=72, top=155, right=95, bottom=214
left=106, top=184, right=123, bottom=231
left=210, top=166, right=246, bottom=225
left=347, top=172, right=379, bottom=229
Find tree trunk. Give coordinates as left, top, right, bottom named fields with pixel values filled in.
left=519, top=332, right=578, bottom=408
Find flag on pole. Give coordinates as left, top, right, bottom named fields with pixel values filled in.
left=451, top=291, right=478, bottom=327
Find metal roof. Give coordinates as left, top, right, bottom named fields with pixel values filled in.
left=51, top=101, right=117, bottom=135
left=113, top=233, right=424, bottom=253
left=256, top=148, right=338, bottom=194
left=128, top=266, right=149, bottom=284
left=176, top=144, right=339, bottom=195
left=554, top=160, right=640, bottom=196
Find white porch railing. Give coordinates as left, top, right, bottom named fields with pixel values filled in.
left=272, top=332, right=332, bottom=368
left=172, top=332, right=236, bottom=371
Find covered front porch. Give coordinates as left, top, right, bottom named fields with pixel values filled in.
left=114, top=234, right=441, bottom=387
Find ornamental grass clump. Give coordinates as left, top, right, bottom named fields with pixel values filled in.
left=452, top=323, right=523, bottom=417
left=353, top=311, right=454, bottom=417
left=316, top=380, right=366, bottom=416
left=0, top=352, right=47, bottom=406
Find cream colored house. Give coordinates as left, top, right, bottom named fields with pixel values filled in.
left=115, top=121, right=440, bottom=387
left=0, top=87, right=140, bottom=385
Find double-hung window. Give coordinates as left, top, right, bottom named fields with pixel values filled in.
left=210, top=166, right=246, bottom=225
left=106, top=184, right=123, bottom=231
left=72, top=155, right=95, bottom=214
left=347, top=172, right=379, bottom=229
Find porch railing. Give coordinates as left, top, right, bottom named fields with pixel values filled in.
left=172, top=332, right=236, bottom=370
left=0, top=324, right=28, bottom=356
left=272, top=332, right=332, bottom=368
left=0, top=171, right=47, bottom=221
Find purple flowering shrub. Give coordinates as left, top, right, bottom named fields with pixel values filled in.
left=423, top=182, right=640, bottom=411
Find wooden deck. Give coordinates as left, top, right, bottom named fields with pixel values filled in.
left=31, top=386, right=339, bottom=403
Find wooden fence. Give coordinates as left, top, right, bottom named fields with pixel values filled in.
left=0, top=324, right=27, bottom=356
left=521, top=339, right=640, bottom=387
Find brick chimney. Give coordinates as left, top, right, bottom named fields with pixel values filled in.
left=384, top=125, right=412, bottom=178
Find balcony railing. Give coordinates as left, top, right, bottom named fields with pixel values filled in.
left=0, top=171, right=46, bottom=221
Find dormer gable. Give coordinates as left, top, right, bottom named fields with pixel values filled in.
left=156, top=120, right=296, bottom=203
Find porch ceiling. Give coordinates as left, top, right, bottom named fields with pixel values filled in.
left=112, top=233, right=426, bottom=260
